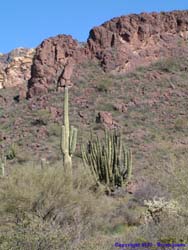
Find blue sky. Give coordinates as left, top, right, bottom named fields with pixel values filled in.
left=1, top=0, right=188, bottom=53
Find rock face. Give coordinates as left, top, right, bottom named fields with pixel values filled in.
left=26, top=10, right=188, bottom=96
left=27, top=35, right=90, bottom=97
left=0, top=48, right=35, bottom=89
left=88, top=10, right=188, bottom=72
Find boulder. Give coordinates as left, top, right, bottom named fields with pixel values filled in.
left=27, top=35, right=90, bottom=97
left=96, top=111, right=119, bottom=128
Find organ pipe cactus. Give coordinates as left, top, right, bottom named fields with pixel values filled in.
left=81, top=129, right=132, bottom=192
left=61, top=86, right=77, bottom=179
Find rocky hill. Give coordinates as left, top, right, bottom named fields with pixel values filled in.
left=27, top=10, right=188, bottom=97
left=0, top=10, right=188, bottom=248
left=0, top=10, right=188, bottom=97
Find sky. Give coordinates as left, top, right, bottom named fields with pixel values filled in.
left=0, top=0, right=188, bottom=53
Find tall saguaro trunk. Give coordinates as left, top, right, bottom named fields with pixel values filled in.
left=63, top=86, right=72, bottom=174
left=61, top=86, right=77, bottom=183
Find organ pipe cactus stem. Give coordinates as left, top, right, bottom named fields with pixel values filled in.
left=81, top=129, right=132, bottom=192
left=61, top=86, right=77, bottom=180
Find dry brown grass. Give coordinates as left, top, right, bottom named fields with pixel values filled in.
left=0, top=164, right=133, bottom=249
left=0, top=55, right=188, bottom=248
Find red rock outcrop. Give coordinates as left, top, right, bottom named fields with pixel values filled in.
left=27, top=35, right=90, bottom=97
left=88, top=10, right=188, bottom=72
left=27, top=10, right=188, bottom=97
left=0, top=48, right=35, bottom=89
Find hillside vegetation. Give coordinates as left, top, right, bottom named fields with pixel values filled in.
left=0, top=55, right=188, bottom=249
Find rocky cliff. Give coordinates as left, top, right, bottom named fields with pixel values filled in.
left=27, top=10, right=188, bottom=97
left=0, top=48, right=35, bottom=89
left=1, top=10, right=188, bottom=96
left=88, top=10, right=188, bottom=72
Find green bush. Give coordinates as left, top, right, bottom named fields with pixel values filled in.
left=174, top=118, right=188, bottom=131
left=0, top=165, right=119, bottom=249
left=96, top=79, right=112, bottom=93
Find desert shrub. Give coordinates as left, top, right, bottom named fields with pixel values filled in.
left=165, top=154, right=188, bottom=208
left=5, top=143, right=17, bottom=160
left=133, top=181, right=169, bottom=204
left=0, top=215, right=67, bottom=250
left=174, top=118, right=188, bottom=131
left=0, top=164, right=119, bottom=249
left=144, top=197, right=181, bottom=224
left=129, top=213, right=188, bottom=244
left=153, top=57, right=182, bottom=73
left=96, top=79, right=112, bottom=93
left=36, top=109, right=51, bottom=119
left=16, top=149, right=32, bottom=164
left=31, top=118, right=47, bottom=126
left=48, top=123, right=61, bottom=137
left=125, top=154, right=188, bottom=245
left=76, top=235, right=115, bottom=250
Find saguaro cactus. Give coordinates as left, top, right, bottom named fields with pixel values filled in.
left=82, top=129, right=132, bottom=192
left=0, top=154, right=6, bottom=177
left=61, top=86, right=77, bottom=178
